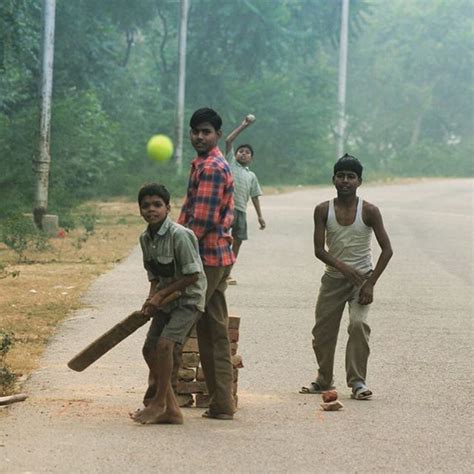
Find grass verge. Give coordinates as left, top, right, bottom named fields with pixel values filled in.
left=0, top=199, right=168, bottom=395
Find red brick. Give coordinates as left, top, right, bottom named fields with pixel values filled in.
left=232, top=354, right=244, bottom=368
left=177, top=380, right=208, bottom=394
left=228, top=316, right=240, bottom=329
left=196, top=366, right=206, bottom=382
left=178, top=367, right=195, bottom=382
left=228, top=328, right=239, bottom=342
left=181, top=352, right=200, bottom=368
left=183, top=337, right=199, bottom=353
left=195, top=393, right=209, bottom=408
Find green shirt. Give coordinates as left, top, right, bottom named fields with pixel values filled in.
left=139, top=216, right=207, bottom=312
left=227, top=149, right=262, bottom=212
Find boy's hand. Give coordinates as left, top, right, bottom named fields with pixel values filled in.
left=243, top=114, right=256, bottom=126
left=142, top=293, right=165, bottom=317
left=358, top=281, right=374, bottom=305
left=258, top=217, right=266, bottom=229
left=337, top=262, right=365, bottom=286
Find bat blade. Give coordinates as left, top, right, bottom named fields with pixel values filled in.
left=68, top=291, right=180, bottom=372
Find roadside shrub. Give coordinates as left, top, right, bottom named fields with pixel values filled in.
left=80, top=213, right=96, bottom=234
left=0, top=330, right=16, bottom=396
left=0, top=215, right=37, bottom=259
left=0, top=214, right=54, bottom=259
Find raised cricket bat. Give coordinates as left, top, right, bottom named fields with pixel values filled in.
left=67, top=291, right=181, bottom=372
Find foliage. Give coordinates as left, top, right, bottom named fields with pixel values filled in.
left=0, top=366, right=16, bottom=395
left=80, top=213, right=96, bottom=234
left=0, top=215, right=37, bottom=259
left=0, top=0, right=471, bottom=221
left=0, top=330, right=13, bottom=357
left=347, top=0, right=473, bottom=175
left=0, top=214, right=55, bottom=260
left=0, top=330, right=16, bottom=396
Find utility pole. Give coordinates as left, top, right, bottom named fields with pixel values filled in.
left=175, top=0, right=189, bottom=174
left=33, top=0, right=56, bottom=228
left=336, top=0, right=349, bottom=159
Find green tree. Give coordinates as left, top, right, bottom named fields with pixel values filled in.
left=347, top=0, right=473, bottom=176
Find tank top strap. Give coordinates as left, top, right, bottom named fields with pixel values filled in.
left=328, top=199, right=335, bottom=220
left=356, top=197, right=364, bottom=224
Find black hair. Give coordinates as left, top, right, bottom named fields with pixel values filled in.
left=236, top=144, right=254, bottom=157
left=138, top=183, right=170, bottom=206
left=189, top=107, right=222, bottom=131
left=333, top=153, right=363, bottom=178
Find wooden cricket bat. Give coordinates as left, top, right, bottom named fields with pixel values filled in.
left=67, top=291, right=181, bottom=372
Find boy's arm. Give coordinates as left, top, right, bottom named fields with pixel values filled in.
left=313, top=202, right=366, bottom=286
left=144, top=274, right=199, bottom=316
left=225, top=115, right=255, bottom=155
left=358, top=204, right=393, bottom=305
left=143, top=230, right=202, bottom=316
left=251, top=196, right=266, bottom=229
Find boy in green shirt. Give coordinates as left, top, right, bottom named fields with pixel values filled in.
left=130, top=183, right=206, bottom=424
left=225, top=114, right=266, bottom=284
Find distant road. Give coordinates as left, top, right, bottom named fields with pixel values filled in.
left=1, top=178, right=472, bottom=473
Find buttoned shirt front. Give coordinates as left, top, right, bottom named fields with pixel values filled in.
left=139, top=216, right=207, bottom=312
left=178, top=147, right=235, bottom=267
left=227, top=149, right=263, bottom=212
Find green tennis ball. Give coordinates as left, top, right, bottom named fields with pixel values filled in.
left=147, top=134, right=174, bottom=162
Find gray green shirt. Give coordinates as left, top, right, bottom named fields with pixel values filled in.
left=139, top=216, right=207, bottom=312
left=227, top=149, right=262, bottom=212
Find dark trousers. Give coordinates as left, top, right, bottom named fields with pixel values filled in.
left=197, top=265, right=235, bottom=415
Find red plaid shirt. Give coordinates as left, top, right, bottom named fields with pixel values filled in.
left=178, top=146, right=236, bottom=267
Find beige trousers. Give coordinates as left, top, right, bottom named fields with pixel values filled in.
left=312, top=273, right=371, bottom=389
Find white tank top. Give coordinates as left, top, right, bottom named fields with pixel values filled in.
left=325, top=198, right=373, bottom=278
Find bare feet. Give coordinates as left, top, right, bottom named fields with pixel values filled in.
left=153, top=410, right=183, bottom=424
left=129, top=403, right=166, bottom=424
left=129, top=404, right=183, bottom=424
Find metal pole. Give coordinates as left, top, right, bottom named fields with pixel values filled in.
left=336, top=0, right=349, bottom=159
left=33, top=0, right=56, bottom=227
left=175, top=0, right=189, bottom=174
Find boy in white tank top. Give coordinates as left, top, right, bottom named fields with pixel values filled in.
left=300, top=154, right=393, bottom=400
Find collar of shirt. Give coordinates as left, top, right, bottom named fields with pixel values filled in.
left=145, top=215, right=172, bottom=240
left=191, top=146, right=224, bottom=169
left=234, top=160, right=250, bottom=171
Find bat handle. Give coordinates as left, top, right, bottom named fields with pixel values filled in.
left=157, top=290, right=182, bottom=307
left=142, top=290, right=182, bottom=320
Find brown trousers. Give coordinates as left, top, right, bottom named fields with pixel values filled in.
left=197, top=265, right=235, bottom=415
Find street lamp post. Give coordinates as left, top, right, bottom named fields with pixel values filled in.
left=33, top=0, right=56, bottom=228
left=336, top=0, right=349, bottom=159
left=175, top=0, right=189, bottom=174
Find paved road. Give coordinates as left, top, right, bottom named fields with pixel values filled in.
left=1, top=179, right=472, bottom=473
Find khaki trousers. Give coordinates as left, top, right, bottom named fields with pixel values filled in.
left=197, top=265, right=235, bottom=415
left=312, top=273, right=371, bottom=389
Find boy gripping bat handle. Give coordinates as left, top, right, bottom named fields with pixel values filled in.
left=67, top=290, right=181, bottom=372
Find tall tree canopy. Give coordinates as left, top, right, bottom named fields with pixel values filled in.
left=0, top=0, right=471, bottom=219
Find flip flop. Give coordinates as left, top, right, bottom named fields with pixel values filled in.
left=202, top=410, right=234, bottom=420
left=299, top=381, right=335, bottom=394
left=351, top=386, right=373, bottom=400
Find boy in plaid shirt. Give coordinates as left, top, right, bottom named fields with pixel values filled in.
left=178, top=108, right=236, bottom=420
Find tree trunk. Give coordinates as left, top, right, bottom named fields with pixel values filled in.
left=410, top=111, right=423, bottom=147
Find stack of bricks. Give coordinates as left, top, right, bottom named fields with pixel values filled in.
left=176, top=315, right=243, bottom=408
